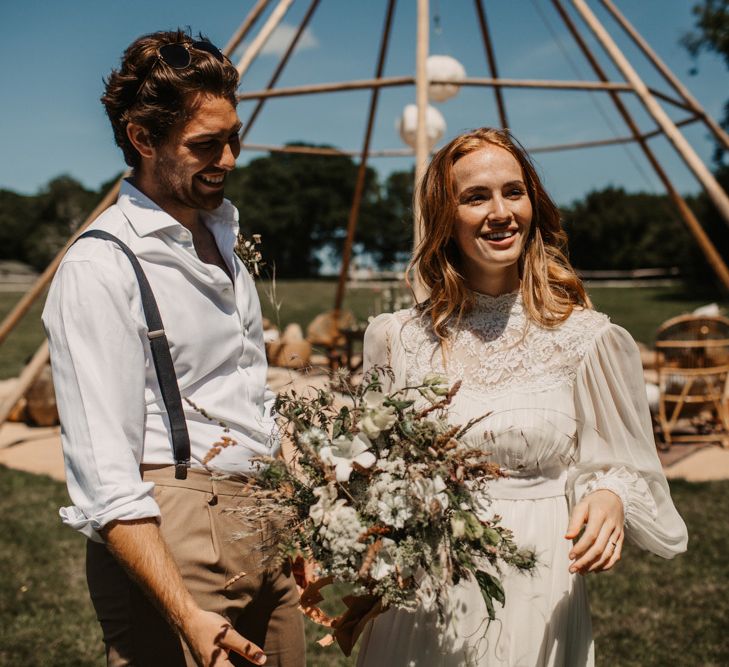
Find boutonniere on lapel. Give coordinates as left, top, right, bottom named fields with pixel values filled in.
left=234, top=232, right=265, bottom=279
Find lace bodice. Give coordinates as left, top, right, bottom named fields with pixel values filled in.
left=363, top=292, right=687, bottom=561
left=393, top=292, right=609, bottom=398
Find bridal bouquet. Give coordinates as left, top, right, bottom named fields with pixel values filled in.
left=247, top=368, right=535, bottom=654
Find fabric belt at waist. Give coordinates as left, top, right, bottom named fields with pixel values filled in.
left=140, top=465, right=251, bottom=497
left=487, top=469, right=568, bottom=500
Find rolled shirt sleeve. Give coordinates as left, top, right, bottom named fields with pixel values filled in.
left=43, top=256, right=160, bottom=542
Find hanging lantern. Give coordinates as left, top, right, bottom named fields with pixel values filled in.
left=426, top=54, right=466, bottom=103
left=397, top=104, right=446, bottom=150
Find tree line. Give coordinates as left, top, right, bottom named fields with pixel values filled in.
left=3, top=0, right=726, bottom=286
left=1, top=149, right=727, bottom=288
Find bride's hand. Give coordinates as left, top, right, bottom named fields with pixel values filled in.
left=565, top=489, right=624, bottom=574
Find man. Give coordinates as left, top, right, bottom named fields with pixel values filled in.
left=42, top=30, right=305, bottom=667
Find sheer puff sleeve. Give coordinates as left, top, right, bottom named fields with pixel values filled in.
left=363, top=312, right=408, bottom=392
left=568, top=322, right=688, bottom=559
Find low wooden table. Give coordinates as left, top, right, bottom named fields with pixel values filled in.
left=342, top=326, right=366, bottom=372
left=327, top=326, right=366, bottom=373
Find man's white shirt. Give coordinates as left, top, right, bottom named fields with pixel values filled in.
left=42, top=180, right=278, bottom=541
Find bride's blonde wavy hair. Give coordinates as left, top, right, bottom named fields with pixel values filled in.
left=409, top=127, right=591, bottom=342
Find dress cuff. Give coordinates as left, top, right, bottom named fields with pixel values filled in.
left=582, top=467, right=632, bottom=518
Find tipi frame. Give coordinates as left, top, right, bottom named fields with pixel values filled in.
left=0, top=0, right=727, bottom=430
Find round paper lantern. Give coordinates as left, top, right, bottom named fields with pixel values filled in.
left=397, top=104, right=446, bottom=150
left=426, top=54, right=466, bottom=102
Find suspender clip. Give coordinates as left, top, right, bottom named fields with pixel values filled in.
left=175, top=461, right=190, bottom=480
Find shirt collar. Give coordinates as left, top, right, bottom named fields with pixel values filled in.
left=117, top=178, right=239, bottom=238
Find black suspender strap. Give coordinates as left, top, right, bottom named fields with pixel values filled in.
left=75, top=230, right=191, bottom=479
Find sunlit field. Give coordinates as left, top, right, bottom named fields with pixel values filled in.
left=1, top=468, right=726, bottom=666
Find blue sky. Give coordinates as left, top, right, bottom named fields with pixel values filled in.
left=0, top=0, right=727, bottom=205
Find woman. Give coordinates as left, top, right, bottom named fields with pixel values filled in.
left=357, top=128, right=687, bottom=666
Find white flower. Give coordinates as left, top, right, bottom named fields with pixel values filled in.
left=366, top=474, right=404, bottom=516
left=450, top=515, right=467, bottom=539
left=319, top=501, right=366, bottom=555
left=369, top=538, right=397, bottom=581
left=411, top=475, right=450, bottom=514
left=310, top=486, right=367, bottom=561
left=309, top=484, right=338, bottom=526
left=377, top=493, right=413, bottom=529
left=298, top=427, right=329, bottom=450
left=376, top=457, right=407, bottom=477
left=320, top=433, right=376, bottom=482
left=360, top=390, right=398, bottom=439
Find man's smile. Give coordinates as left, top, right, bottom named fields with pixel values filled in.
left=198, top=173, right=225, bottom=186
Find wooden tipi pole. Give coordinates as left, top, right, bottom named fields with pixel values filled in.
left=333, top=0, right=397, bottom=315
left=240, top=0, right=322, bottom=142
left=0, top=176, right=125, bottom=347
left=236, top=75, right=638, bottom=101
left=0, top=341, right=50, bottom=432
left=600, top=0, right=729, bottom=152
left=411, top=0, right=430, bottom=302
left=414, top=0, right=430, bottom=229
left=0, top=177, right=126, bottom=430
left=552, top=0, right=729, bottom=291
left=223, top=0, right=271, bottom=57
left=236, top=0, right=295, bottom=78
left=571, top=0, right=729, bottom=231
left=474, top=0, right=509, bottom=129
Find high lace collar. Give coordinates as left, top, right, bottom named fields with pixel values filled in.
left=464, top=289, right=524, bottom=325
left=469, top=289, right=523, bottom=318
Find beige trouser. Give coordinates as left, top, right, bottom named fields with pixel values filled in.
left=86, top=467, right=305, bottom=667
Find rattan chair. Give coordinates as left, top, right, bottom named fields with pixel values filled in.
left=654, top=314, right=729, bottom=447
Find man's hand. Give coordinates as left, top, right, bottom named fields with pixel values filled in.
left=182, top=608, right=266, bottom=666
left=102, top=518, right=266, bottom=666
left=565, top=489, right=624, bottom=574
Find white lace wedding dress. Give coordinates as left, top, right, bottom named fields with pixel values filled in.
left=356, top=292, right=687, bottom=667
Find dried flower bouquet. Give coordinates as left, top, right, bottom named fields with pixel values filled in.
left=245, top=368, right=536, bottom=654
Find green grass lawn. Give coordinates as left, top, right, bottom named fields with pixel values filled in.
left=588, top=479, right=729, bottom=666
left=0, top=291, right=47, bottom=381
left=0, top=466, right=103, bottom=666
left=254, top=280, right=727, bottom=347
left=587, top=284, right=727, bottom=345
left=0, top=282, right=724, bottom=380
left=1, top=466, right=726, bottom=666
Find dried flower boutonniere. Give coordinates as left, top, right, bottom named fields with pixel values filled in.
left=234, top=232, right=265, bottom=278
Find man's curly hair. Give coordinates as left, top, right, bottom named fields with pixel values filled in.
left=101, top=29, right=239, bottom=168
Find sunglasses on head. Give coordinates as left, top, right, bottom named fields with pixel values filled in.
left=136, top=40, right=225, bottom=96
left=157, top=40, right=224, bottom=68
